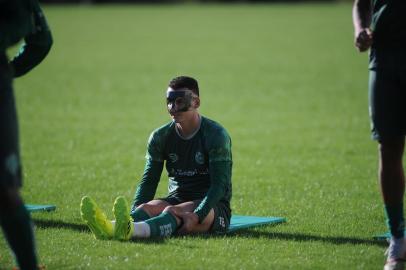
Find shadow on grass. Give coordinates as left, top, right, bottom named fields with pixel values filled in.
left=225, top=229, right=387, bottom=247
left=33, top=218, right=87, bottom=232
left=32, top=218, right=165, bottom=244
left=185, top=229, right=388, bottom=247
left=33, top=218, right=385, bottom=247
left=183, top=224, right=387, bottom=247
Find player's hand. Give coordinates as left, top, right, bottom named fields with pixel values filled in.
left=355, top=28, right=373, bottom=52
left=178, top=212, right=199, bottom=235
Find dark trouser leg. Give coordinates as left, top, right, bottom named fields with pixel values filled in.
left=0, top=188, right=38, bottom=270
left=0, top=56, right=38, bottom=270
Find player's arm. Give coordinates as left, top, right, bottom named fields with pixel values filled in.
left=0, top=0, right=33, bottom=51
left=352, top=0, right=373, bottom=52
left=9, top=0, right=53, bottom=77
left=193, top=132, right=232, bottom=223
left=193, top=161, right=231, bottom=223
left=131, top=132, right=165, bottom=210
left=131, top=160, right=163, bottom=209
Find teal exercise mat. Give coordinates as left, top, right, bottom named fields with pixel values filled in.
left=25, top=204, right=56, bottom=213
left=373, top=231, right=406, bottom=241
left=374, top=232, right=402, bottom=241
left=228, top=215, right=286, bottom=232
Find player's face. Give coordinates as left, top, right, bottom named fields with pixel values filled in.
left=166, top=88, right=197, bottom=122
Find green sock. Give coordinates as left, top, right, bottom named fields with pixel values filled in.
left=145, top=211, right=178, bottom=237
left=130, top=208, right=150, bottom=222
left=385, top=204, right=405, bottom=239
left=0, top=204, right=38, bottom=270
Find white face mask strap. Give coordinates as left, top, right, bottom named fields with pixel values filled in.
left=166, top=87, right=196, bottom=95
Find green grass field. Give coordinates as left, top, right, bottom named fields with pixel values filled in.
left=0, top=2, right=390, bottom=269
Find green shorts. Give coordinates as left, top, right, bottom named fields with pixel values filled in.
left=0, top=53, right=22, bottom=189
left=368, top=49, right=406, bottom=141
left=160, top=196, right=231, bottom=233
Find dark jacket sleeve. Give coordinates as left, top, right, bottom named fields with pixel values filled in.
left=9, top=1, right=53, bottom=78
left=193, top=160, right=232, bottom=223
left=193, top=128, right=232, bottom=223
left=0, top=0, right=33, bottom=51
left=130, top=130, right=166, bottom=211
left=131, top=160, right=164, bottom=211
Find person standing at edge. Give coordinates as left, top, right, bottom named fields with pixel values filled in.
left=0, top=0, right=52, bottom=269
left=353, top=0, right=406, bottom=269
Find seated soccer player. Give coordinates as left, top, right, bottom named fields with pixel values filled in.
left=81, top=76, right=232, bottom=240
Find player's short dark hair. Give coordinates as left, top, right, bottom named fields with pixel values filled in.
left=168, top=76, right=199, bottom=96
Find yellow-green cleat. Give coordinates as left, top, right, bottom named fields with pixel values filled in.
left=113, top=196, right=134, bottom=241
left=80, top=196, right=113, bottom=240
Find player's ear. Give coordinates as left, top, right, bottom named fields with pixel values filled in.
left=193, top=96, right=200, bottom=109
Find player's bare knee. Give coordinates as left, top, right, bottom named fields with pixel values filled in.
left=201, top=209, right=215, bottom=227
left=137, top=203, right=153, bottom=216
left=162, top=205, right=176, bottom=214
left=379, top=138, right=404, bottom=152
left=162, top=206, right=182, bottom=225
left=379, top=140, right=405, bottom=166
